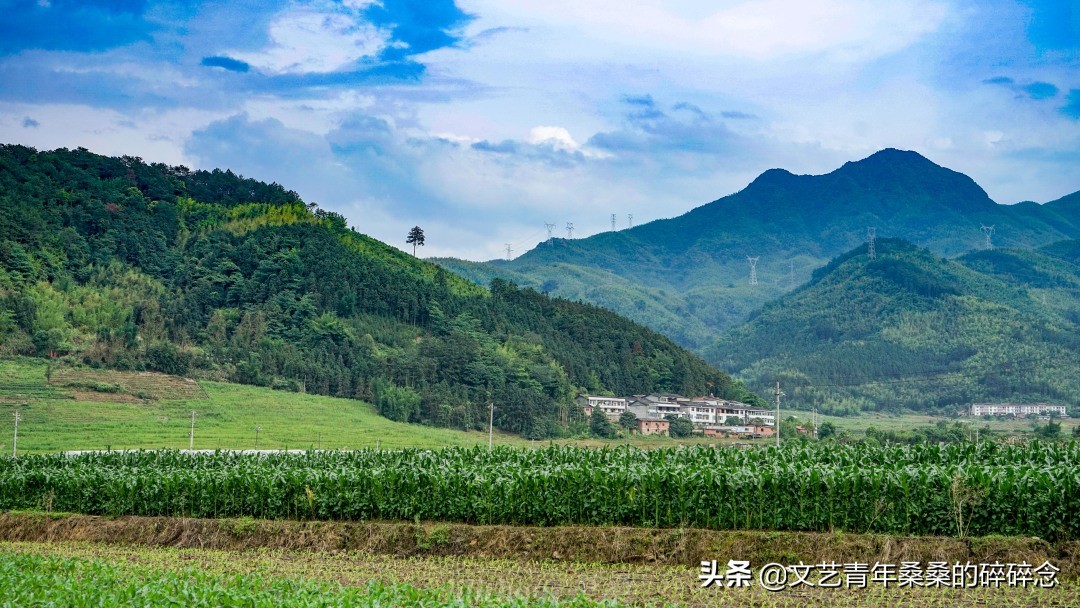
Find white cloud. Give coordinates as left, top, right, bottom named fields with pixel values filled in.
left=456, top=0, right=948, bottom=62
left=528, top=125, right=580, bottom=151
left=230, top=8, right=390, bottom=74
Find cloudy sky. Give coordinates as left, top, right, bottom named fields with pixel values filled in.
left=1, top=0, right=1077, bottom=259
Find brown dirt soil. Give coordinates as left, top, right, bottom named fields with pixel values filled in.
left=50, top=368, right=208, bottom=400
left=1, top=512, right=1076, bottom=580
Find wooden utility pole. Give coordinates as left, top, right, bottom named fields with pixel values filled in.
left=488, top=401, right=494, bottom=450
left=12, top=410, right=20, bottom=457
left=189, top=411, right=196, bottom=450
left=775, top=382, right=782, bottom=447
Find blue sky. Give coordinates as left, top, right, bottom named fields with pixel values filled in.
left=0, top=0, right=1077, bottom=260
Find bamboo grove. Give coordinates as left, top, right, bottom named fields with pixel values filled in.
left=1, top=443, right=1076, bottom=540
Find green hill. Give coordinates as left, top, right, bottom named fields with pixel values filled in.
left=0, top=144, right=758, bottom=439
left=708, top=238, right=1080, bottom=415
left=435, top=149, right=1080, bottom=350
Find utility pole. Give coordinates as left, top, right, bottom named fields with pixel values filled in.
left=189, top=411, right=196, bottom=450
left=254, top=425, right=262, bottom=451
left=504, top=243, right=513, bottom=260
left=981, top=225, right=995, bottom=250
left=566, top=222, right=574, bottom=239
left=774, top=382, right=783, bottom=447
left=610, top=213, right=617, bottom=231
left=544, top=223, right=555, bottom=242
left=488, top=401, right=494, bottom=450
left=747, top=256, right=759, bottom=286
left=12, top=410, right=20, bottom=457
left=628, top=214, right=633, bottom=229
left=867, top=227, right=876, bottom=260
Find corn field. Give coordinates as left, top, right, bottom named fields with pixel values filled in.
left=1, top=443, right=1076, bottom=539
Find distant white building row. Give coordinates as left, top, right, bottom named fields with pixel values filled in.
left=970, top=403, right=1068, bottom=418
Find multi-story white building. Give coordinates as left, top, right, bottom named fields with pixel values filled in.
left=970, top=403, right=1068, bottom=418
left=578, top=395, right=628, bottom=420
left=681, top=402, right=717, bottom=424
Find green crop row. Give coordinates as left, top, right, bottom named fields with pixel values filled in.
left=0, top=443, right=1077, bottom=539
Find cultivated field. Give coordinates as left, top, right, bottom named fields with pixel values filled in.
left=2, top=443, right=1076, bottom=538
left=2, top=532, right=1077, bottom=607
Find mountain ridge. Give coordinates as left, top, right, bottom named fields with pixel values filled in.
left=436, top=149, right=1080, bottom=351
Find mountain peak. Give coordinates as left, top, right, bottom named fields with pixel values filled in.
left=839, top=148, right=941, bottom=173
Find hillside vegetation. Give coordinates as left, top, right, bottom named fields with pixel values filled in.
left=436, top=149, right=1080, bottom=349
left=0, top=145, right=755, bottom=439
left=710, top=239, right=1080, bottom=414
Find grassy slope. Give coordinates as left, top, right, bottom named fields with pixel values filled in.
left=0, top=358, right=525, bottom=453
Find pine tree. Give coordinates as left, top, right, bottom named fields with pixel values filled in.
left=406, top=226, right=425, bottom=256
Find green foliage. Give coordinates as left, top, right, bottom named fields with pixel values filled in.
left=665, top=415, right=694, bottom=438
left=0, top=145, right=743, bottom=438
left=2, top=443, right=1078, bottom=539
left=818, top=421, right=837, bottom=439
left=1034, top=421, right=1061, bottom=439
left=589, top=407, right=616, bottom=438
left=618, top=410, right=638, bottom=431
left=144, top=341, right=193, bottom=376
left=712, top=239, right=1080, bottom=415
left=372, top=377, right=422, bottom=423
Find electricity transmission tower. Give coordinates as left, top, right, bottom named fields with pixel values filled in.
left=788, top=260, right=796, bottom=287
left=610, top=214, right=616, bottom=231
left=747, top=256, right=759, bottom=286
left=566, top=222, right=574, bottom=239
left=544, top=223, right=555, bottom=242
left=504, top=243, right=513, bottom=260
left=867, top=227, right=876, bottom=259
left=981, top=225, right=995, bottom=250
left=628, top=214, right=633, bottom=229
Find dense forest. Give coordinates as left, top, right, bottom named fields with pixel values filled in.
left=710, top=238, right=1080, bottom=415
left=0, top=144, right=760, bottom=438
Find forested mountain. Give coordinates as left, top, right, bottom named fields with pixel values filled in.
left=709, top=238, right=1080, bottom=415
left=0, top=144, right=758, bottom=438
left=435, top=149, right=1080, bottom=350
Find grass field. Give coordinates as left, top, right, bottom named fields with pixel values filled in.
left=0, top=358, right=527, bottom=453
left=794, top=410, right=1080, bottom=438
left=4, top=540, right=1076, bottom=607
